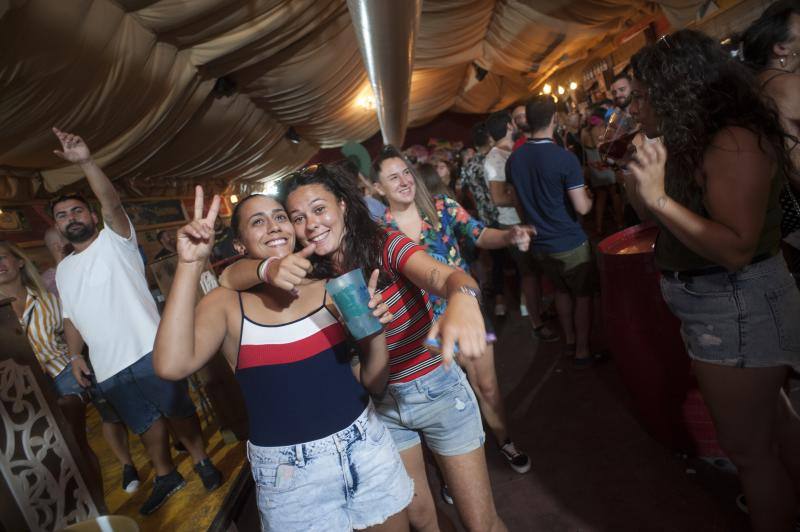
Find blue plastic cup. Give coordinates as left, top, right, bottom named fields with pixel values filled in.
left=326, top=269, right=383, bottom=340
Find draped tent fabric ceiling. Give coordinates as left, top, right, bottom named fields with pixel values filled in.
left=0, top=0, right=703, bottom=196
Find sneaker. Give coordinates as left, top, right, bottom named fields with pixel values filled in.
left=532, top=324, right=560, bottom=342
left=139, top=469, right=186, bottom=516
left=494, top=303, right=507, bottom=317
left=500, top=440, right=531, bottom=474
left=440, top=484, right=454, bottom=505
left=194, top=458, right=223, bottom=491
left=122, top=464, right=140, bottom=494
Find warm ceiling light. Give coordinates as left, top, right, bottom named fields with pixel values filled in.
left=557, top=86, right=565, bottom=95
left=569, top=81, right=578, bottom=90
left=542, top=83, right=552, bottom=95
left=229, top=194, right=239, bottom=204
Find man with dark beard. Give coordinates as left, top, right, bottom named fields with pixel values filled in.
left=50, top=128, right=221, bottom=515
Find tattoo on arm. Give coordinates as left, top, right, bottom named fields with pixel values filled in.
left=427, top=267, right=440, bottom=289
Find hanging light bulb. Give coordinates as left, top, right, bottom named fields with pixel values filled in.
left=557, top=86, right=565, bottom=95
left=229, top=194, right=239, bottom=204
left=542, top=83, right=552, bottom=95
left=569, top=81, right=578, bottom=91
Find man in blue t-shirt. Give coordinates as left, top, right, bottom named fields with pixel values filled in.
left=506, top=96, right=596, bottom=367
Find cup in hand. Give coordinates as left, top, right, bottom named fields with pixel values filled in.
left=326, top=269, right=383, bottom=340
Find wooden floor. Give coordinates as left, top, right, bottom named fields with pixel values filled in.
left=85, top=398, right=246, bottom=532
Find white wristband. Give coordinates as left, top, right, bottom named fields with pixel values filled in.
left=258, top=257, right=278, bottom=284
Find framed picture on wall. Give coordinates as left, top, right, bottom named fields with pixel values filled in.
left=121, top=198, right=188, bottom=230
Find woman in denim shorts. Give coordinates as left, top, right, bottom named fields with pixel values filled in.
left=273, top=165, right=507, bottom=532
left=154, top=189, right=412, bottom=531
left=626, top=30, right=800, bottom=531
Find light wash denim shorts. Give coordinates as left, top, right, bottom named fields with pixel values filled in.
left=372, top=364, right=485, bottom=456
left=246, top=404, right=413, bottom=531
left=660, top=254, right=800, bottom=370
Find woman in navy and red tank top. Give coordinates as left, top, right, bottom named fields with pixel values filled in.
left=153, top=190, right=412, bottom=531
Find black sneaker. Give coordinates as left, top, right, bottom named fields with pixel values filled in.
left=139, top=470, right=186, bottom=516
left=500, top=440, right=531, bottom=474
left=194, top=459, right=223, bottom=491
left=122, top=464, right=140, bottom=494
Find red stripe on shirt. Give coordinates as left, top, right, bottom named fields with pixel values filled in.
left=238, top=323, right=347, bottom=369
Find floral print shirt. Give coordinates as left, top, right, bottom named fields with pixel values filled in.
left=459, top=153, right=499, bottom=226
left=382, top=194, right=485, bottom=319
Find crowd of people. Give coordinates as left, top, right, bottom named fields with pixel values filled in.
left=1, top=5, right=799, bottom=531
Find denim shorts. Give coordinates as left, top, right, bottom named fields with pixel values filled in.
left=372, top=364, right=485, bottom=456
left=52, top=363, right=121, bottom=424
left=246, top=404, right=413, bottom=531
left=660, top=254, right=800, bottom=370
left=96, top=352, right=196, bottom=434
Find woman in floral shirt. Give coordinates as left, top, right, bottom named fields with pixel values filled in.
left=372, top=145, right=536, bottom=477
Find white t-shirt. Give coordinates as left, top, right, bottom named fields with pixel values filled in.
left=483, top=146, right=521, bottom=225
left=56, top=218, right=159, bottom=383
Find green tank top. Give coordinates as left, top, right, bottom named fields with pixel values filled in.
left=654, top=170, right=783, bottom=272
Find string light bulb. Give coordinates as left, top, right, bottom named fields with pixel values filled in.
left=229, top=194, right=239, bottom=204
left=542, top=83, right=552, bottom=95
left=569, top=81, right=578, bottom=91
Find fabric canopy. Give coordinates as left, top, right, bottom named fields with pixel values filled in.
left=0, top=0, right=708, bottom=196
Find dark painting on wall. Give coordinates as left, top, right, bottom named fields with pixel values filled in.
left=122, top=199, right=188, bottom=229
left=0, top=204, right=55, bottom=244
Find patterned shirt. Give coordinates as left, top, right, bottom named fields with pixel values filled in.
left=459, top=153, right=498, bottom=226
left=382, top=195, right=485, bottom=319
left=20, top=287, right=71, bottom=378
left=377, top=231, right=437, bottom=383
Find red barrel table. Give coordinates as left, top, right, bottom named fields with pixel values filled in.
left=597, top=223, right=724, bottom=457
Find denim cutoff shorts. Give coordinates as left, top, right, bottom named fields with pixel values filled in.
left=372, top=364, right=485, bottom=456
left=246, top=403, right=413, bottom=531
left=96, top=352, right=196, bottom=434
left=53, top=363, right=121, bottom=424
left=660, top=254, right=800, bottom=370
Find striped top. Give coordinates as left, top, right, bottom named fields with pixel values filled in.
left=20, top=288, right=70, bottom=378
left=235, top=292, right=368, bottom=447
left=378, top=231, right=438, bottom=383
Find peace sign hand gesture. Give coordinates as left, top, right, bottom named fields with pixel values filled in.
left=177, top=186, right=221, bottom=265
left=52, top=127, right=92, bottom=164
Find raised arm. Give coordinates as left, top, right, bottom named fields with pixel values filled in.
left=628, top=128, right=772, bottom=271
left=154, top=187, right=229, bottom=380
left=400, top=250, right=485, bottom=363
left=219, top=244, right=316, bottom=293
left=51, top=128, right=129, bottom=238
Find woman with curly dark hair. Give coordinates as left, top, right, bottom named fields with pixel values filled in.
left=626, top=29, right=800, bottom=531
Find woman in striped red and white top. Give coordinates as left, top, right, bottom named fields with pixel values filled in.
left=154, top=188, right=413, bottom=531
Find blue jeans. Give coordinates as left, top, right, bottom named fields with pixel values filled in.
left=372, top=364, right=485, bottom=456
left=96, top=352, right=195, bottom=434
left=660, top=254, right=800, bottom=370
left=247, top=404, right=413, bottom=531
left=53, top=363, right=121, bottom=423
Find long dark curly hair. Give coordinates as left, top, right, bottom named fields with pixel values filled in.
left=278, top=164, right=391, bottom=288
left=630, top=29, right=792, bottom=208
